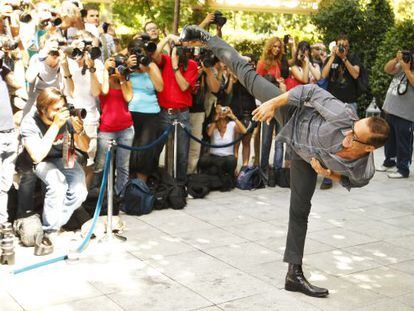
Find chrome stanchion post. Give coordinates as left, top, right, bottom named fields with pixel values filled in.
left=106, top=140, right=115, bottom=241
left=173, top=121, right=178, bottom=179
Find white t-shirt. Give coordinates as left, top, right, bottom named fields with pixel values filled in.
left=68, top=58, right=104, bottom=123
left=84, top=23, right=100, bottom=38
left=210, top=121, right=236, bottom=157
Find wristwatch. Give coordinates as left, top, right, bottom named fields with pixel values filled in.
left=64, top=74, right=73, bottom=79
left=89, top=67, right=96, bottom=73
left=173, top=67, right=179, bottom=73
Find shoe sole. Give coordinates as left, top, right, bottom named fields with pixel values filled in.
left=285, top=282, right=329, bottom=298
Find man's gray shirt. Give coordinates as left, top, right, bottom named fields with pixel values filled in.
left=275, top=84, right=375, bottom=190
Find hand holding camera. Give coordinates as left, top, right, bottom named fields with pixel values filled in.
left=53, top=107, right=70, bottom=129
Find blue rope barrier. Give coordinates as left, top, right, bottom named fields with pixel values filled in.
left=181, top=121, right=257, bottom=149
left=117, top=124, right=173, bottom=151
left=12, top=150, right=112, bottom=275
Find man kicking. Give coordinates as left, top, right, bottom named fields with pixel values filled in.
left=179, top=25, right=390, bottom=298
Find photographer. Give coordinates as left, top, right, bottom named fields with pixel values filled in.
left=66, top=31, right=103, bottom=186
left=92, top=55, right=134, bottom=195
left=377, top=50, right=414, bottom=178
left=153, top=34, right=198, bottom=182
left=321, top=34, right=361, bottom=189
left=198, top=105, right=246, bottom=180
left=187, top=48, right=221, bottom=174
left=20, top=87, right=89, bottom=232
left=127, top=36, right=164, bottom=182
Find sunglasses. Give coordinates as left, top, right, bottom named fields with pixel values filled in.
left=351, top=122, right=370, bottom=146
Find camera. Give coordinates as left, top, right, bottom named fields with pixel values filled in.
left=128, top=35, right=156, bottom=69
left=198, top=48, right=218, bottom=67
left=402, top=50, right=412, bottom=64
left=108, top=54, right=130, bottom=78
left=221, top=106, right=228, bottom=113
left=39, top=16, right=62, bottom=28
left=212, top=11, right=227, bottom=27
left=65, top=40, right=101, bottom=60
left=338, top=44, right=346, bottom=54
left=0, top=37, right=19, bottom=51
left=67, top=104, right=87, bottom=119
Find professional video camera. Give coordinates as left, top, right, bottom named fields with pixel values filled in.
left=128, top=34, right=156, bottom=69
left=65, top=40, right=102, bottom=60
left=108, top=54, right=130, bottom=79
left=212, top=11, right=227, bottom=27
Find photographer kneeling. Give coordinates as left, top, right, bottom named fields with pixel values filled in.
left=198, top=105, right=246, bottom=178
left=20, top=87, right=89, bottom=232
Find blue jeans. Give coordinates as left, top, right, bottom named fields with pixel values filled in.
left=93, top=126, right=135, bottom=195
left=0, top=130, right=18, bottom=223
left=34, top=158, right=87, bottom=231
left=159, top=110, right=191, bottom=182
left=261, top=119, right=284, bottom=170
left=383, top=113, right=413, bottom=177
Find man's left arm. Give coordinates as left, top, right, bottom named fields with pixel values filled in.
left=400, top=60, right=414, bottom=87
left=71, top=116, right=90, bottom=153
left=342, top=56, right=360, bottom=80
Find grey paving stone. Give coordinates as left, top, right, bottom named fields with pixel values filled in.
left=396, top=293, right=414, bottom=308
left=0, top=289, right=23, bottom=311
left=353, top=298, right=414, bottom=311
left=342, top=219, right=413, bottom=240
left=222, top=221, right=286, bottom=241
left=35, top=296, right=125, bottom=311
left=386, top=235, right=414, bottom=251
left=388, top=260, right=414, bottom=276
left=343, top=266, right=414, bottom=298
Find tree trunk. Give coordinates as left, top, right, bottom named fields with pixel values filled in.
left=173, top=0, right=181, bottom=34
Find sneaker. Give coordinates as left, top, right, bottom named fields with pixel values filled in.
left=179, top=25, right=211, bottom=44
left=319, top=178, right=332, bottom=190
left=376, top=165, right=397, bottom=172
left=387, top=172, right=408, bottom=179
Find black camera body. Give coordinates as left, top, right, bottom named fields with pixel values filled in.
left=109, top=54, right=130, bottom=79
left=66, top=40, right=102, bottom=60
left=212, top=11, right=227, bottom=27
left=128, top=35, right=156, bottom=69
left=199, top=48, right=217, bottom=67
left=402, top=50, right=413, bottom=64
left=67, top=104, right=87, bottom=119
left=338, top=44, right=346, bottom=54
left=0, top=37, right=19, bottom=51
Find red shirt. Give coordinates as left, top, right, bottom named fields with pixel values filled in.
left=157, top=54, right=198, bottom=109
left=99, top=88, right=133, bottom=132
left=256, top=60, right=282, bottom=79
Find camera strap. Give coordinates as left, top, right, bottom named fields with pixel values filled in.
left=397, top=74, right=408, bottom=96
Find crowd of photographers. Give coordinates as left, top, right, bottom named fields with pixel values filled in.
left=0, top=0, right=413, bottom=254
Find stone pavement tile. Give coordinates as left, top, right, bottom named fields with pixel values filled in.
left=342, top=219, right=413, bottom=240
left=346, top=205, right=413, bottom=222
left=183, top=204, right=259, bottom=227
left=306, top=213, right=349, bottom=232
left=307, top=227, right=379, bottom=249
left=126, top=234, right=196, bottom=260
left=0, top=289, right=23, bottom=311
left=7, top=262, right=102, bottom=310
left=121, top=216, right=168, bottom=239
left=296, top=271, right=384, bottom=311
left=343, top=241, right=414, bottom=266
left=350, top=190, right=412, bottom=205
left=107, top=281, right=212, bottom=311
left=230, top=204, right=289, bottom=222
left=396, top=293, right=414, bottom=308
left=381, top=214, right=414, bottom=232
left=217, top=288, right=322, bottom=311
left=343, top=266, right=414, bottom=298
left=222, top=221, right=286, bottom=242
left=388, top=260, right=414, bottom=276
left=36, top=295, right=124, bottom=311
left=203, top=241, right=280, bottom=269
left=138, top=210, right=216, bottom=235
left=172, top=227, right=247, bottom=250
left=193, top=306, right=223, bottom=311
left=241, top=260, right=287, bottom=289
left=352, top=298, right=413, bottom=311
left=304, top=249, right=382, bottom=277
left=145, top=251, right=275, bottom=304
left=386, top=234, right=414, bottom=251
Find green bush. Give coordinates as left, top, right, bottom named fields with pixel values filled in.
left=224, top=36, right=267, bottom=60
left=371, top=20, right=414, bottom=107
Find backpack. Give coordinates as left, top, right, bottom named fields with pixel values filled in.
left=356, top=63, right=369, bottom=96
left=187, top=174, right=211, bottom=198
left=236, top=166, right=265, bottom=190
left=120, top=178, right=154, bottom=216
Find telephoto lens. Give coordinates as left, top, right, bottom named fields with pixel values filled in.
left=1, top=222, right=15, bottom=265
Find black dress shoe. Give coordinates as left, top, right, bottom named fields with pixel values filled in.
left=285, top=264, right=329, bottom=298
left=179, top=25, right=211, bottom=43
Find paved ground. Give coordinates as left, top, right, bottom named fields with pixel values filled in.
left=1, top=148, right=414, bottom=311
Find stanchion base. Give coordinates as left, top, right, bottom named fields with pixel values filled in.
left=99, top=233, right=127, bottom=244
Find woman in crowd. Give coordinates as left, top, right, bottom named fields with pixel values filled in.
left=198, top=105, right=247, bottom=176
left=127, top=36, right=164, bottom=182
left=285, top=40, right=321, bottom=90
left=256, top=37, right=289, bottom=173
left=92, top=55, right=134, bottom=196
